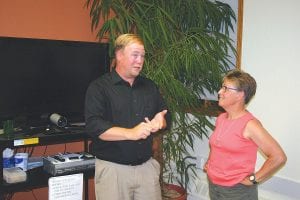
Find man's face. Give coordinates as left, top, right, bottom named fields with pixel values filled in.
left=116, top=42, right=145, bottom=80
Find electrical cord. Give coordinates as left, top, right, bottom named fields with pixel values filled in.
left=31, top=190, right=38, bottom=200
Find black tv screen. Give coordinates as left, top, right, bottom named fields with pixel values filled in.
left=0, top=37, right=110, bottom=127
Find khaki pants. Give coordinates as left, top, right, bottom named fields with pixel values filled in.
left=94, top=158, right=162, bottom=200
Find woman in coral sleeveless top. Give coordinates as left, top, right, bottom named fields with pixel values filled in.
left=204, top=69, right=287, bottom=200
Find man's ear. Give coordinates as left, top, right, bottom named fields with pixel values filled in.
left=115, top=49, right=123, bottom=60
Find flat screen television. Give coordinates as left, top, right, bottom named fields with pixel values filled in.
left=0, top=37, right=110, bottom=128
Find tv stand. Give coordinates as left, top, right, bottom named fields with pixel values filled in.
left=0, top=129, right=92, bottom=200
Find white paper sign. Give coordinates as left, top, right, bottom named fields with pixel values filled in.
left=48, top=173, right=83, bottom=200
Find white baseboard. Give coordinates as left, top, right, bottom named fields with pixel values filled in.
left=259, top=176, right=300, bottom=200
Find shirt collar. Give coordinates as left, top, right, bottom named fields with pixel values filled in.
left=111, top=69, right=123, bottom=85
left=111, top=69, right=143, bottom=86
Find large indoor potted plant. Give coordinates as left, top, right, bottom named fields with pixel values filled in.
left=85, top=0, right=236, bottom=197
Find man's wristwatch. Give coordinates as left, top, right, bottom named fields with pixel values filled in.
left=249, top=173, right=259, bottom=184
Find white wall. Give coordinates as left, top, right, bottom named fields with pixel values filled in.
left=242, top=0, right=300, bottom=199
left=242, top=0, right=300, bottom=181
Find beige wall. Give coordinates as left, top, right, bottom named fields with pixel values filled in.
left=0, top=1, right=99, bottom=199
left=0, top=0, right=99, bottom=41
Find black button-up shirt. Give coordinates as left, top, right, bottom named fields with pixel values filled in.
left=85, top=69, right=171, bottom=165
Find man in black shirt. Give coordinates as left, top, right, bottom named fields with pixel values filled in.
left=85, top=34, right=171, bottom=200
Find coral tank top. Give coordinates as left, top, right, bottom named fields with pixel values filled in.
left=207, top=112, right=258, bottom=186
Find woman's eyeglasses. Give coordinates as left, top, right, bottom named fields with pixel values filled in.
left=220, top=85, right=240, bottom=92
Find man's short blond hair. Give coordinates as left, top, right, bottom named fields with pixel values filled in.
left=114, top=34, right=144, bottom=52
